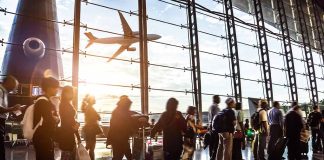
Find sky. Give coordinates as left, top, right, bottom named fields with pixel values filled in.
left=0, top=0, right=323, bottom=114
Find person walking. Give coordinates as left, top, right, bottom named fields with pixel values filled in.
left=285, top=105, right=304, bottom=160
left=252, top=100, right=269, bottom=160
left=208, top=95, right=221, bottom=160
left=59, top=86, right=81, bottom=160
left=232, top=102, right=244, bottom=160
left=81, top=95, right=102, bottom=160
left=0, top=75, right=22, bottom=160
left=215, top=97, right=236, bottom=160
left=307, top=105, right=323, bottom=153
left=33, top=77, right=60, bottom=160
left=109, top=95, right=137, bottom=160
left=151, top=98, right=187, bottom=160
left=267, top=101, right=284, bottom=158
left=182, top=106, right=198, bottom=160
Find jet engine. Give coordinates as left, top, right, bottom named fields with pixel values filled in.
left=23, top=37, right=45, bottom=59
left=127, top=47, right=136, bottom=51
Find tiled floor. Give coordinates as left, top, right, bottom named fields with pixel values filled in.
left=5, top=140, right=324, bottom=160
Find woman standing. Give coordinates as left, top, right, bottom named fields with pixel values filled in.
left=109, top=95, right=137, bottom=160
left=59, top=86, right=81, bottom=160
left=82, top=95, right=102, bottom=160
left=150, top=98, right=187, bottom=160
left=182, top=106, right=197, bottom=160
left=33, top=77, right=60, bottom=160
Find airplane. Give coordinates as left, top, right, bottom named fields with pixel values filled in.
left=84, top=11, right=162, bottom=62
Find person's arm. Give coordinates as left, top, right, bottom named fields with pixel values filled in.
left=0, top=91, right=21, bottom=113
left=238, top=111, right=244, bottom=132
left=232, top=111, right=237, bottom=130
left=178, top=112, right=187, bottom=132
left=260, top=110, right=269, bottom=135
left=187, top=116, right=197, bottom=133
left=150, top=113, right=165, bottom=138
left=278, top=110, right=284, bottom=130
left=0, top=104, right=21, bottom=114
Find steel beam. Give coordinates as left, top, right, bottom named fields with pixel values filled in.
left=312, top=0, right=324, bottom=72
left=187, top=0, right=202, bottom=122
left=72, top=0, right=81, bottom=108
left=138, top=0, right=149, bottom=114
left=295, top=0, right=318, bottom=106
left=276, top=0, right=298, bottom=102
left=223, top=0, right=242, bottom=103
left=253, top=0, right=274, bottom=104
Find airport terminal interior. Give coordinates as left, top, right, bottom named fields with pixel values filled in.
left=1, top=0, right=324, bottom=159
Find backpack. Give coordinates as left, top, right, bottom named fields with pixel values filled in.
left=251, top=109, right=263, bottom=130
left=21, top=97, right=48, bottom=140
left=212, top=109, right=228, bottom=133
left=307, top=112, right=319, bottom=127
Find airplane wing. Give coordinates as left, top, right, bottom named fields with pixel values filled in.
left=107, top=45, right=130, bottom=62
left=118, top=11, right=133, bottom=38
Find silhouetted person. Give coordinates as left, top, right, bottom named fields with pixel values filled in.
left=82, top=95, right=101, bottom=160
left=151, top=98, right=187, bottom=160
left=182, top=106, right=197, bottom=160
left=59, top=86, right=81, bottom=160
left=267, top=101, right=284, bottom=158
left=208, top=95, right=220, bottom=160
left=307, top=105, right=322, bottom=153
left=33, top=77, right=60, bottom=160
left=216, top=98, right=236, bottom=160
left=285, top=105, right=303, bottom=160
left=252, top=100, right=268, bottom=160
left=232, top=102, right=244, bottom=160
left=0, top=75, right=22, bottom=159
left=109, top=95, right=137, bottom=160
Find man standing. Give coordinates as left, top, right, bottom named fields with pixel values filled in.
left=307, top=105, right=322, bottom=153
left=267, top=101, right=284, bottom=157
left=285, top=105, right=304, bottom=160
left=0, top=75, right=22, bottom=159
left=252, top=100, right=268, bottom=160
left=208, top=95, right=220, bottom=160
left=215, top=97, right=236, bottom=160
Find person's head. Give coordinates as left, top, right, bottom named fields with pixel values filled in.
left=235, top=102, right=242, bottom=110
left=245, top=119, right=249, bottom=123
left=83, top=94, right=96, bottom=105
left=313, top=105, right=320, bottom=112
left=187, top=106, right=196, bottom=115
left=61, top=86, right=74, bottom=101
left=273, top=101, right=280, bottom=109
left=259, top=99, right=268, bottom=109
left=225, top=97, right=235, bottom=108
left=41, top=77, right=59, bottom=97
left=166, top=97, right=178, bottom=112
left=213, top=95, right=220, bottom=104
left=291, top=101, right=298, bottom=108
left=151, top=119, right=155, bottom=125
left=293, top=105, right=300, bottom=111
left=2, top=75, right=19, bottom=92
left=116, top=95, right=132, bottom=111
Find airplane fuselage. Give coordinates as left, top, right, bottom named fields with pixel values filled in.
left=91, top=34, right=161, bottom=46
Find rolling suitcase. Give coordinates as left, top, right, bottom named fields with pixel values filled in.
left=268, top=137, right=287, bottom=160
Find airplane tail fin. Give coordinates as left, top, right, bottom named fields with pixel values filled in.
left=84, top=32, right=97, bottom=48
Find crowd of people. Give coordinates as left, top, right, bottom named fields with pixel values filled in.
left=0, top=75, right=323, bottom=160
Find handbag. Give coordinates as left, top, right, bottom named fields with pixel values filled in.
left=76, top=144, right=91, bottom=160
left=233, top=130, right=244, bottom=139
